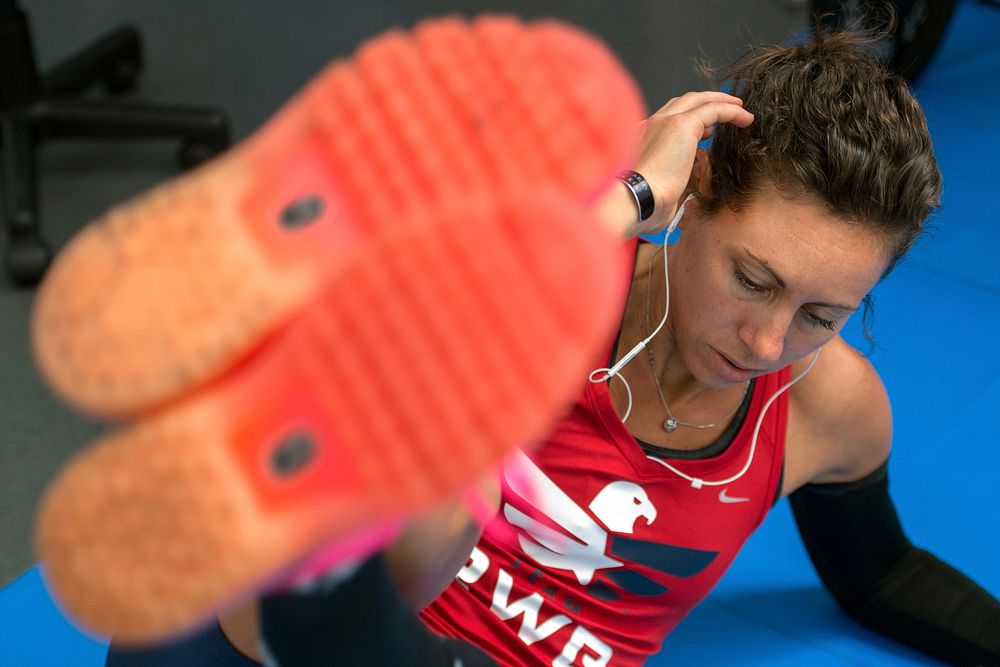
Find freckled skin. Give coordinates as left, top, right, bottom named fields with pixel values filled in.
left=655, top=185, right=888, bottom=397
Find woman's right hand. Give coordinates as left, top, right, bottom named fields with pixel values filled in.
left=600, top=91, right=753, bottom=238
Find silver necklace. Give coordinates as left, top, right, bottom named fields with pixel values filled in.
left=643, top=247, right=750, bottom=433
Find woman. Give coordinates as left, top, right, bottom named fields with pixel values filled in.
left=417, top=31, right=1000, bottom=666
left=195, top=29, right=999, bottom=667
left=73, top=21, right=996, bottom=667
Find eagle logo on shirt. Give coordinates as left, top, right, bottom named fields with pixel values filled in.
left=501, top=450, right=717, bottom=598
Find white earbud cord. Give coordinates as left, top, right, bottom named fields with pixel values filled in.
left=588, top=197, right=690, bottom=421
left=588, top=194, right=822, bottom=489
left=645, top=349, right=820, bottom=489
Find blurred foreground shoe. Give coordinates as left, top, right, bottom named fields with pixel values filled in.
left=32, top=15, right=643, bottom=646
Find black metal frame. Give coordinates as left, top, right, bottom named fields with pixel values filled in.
left=809, top=0, right=959, bottom=83
left=1, top=0, right=231, bottom=285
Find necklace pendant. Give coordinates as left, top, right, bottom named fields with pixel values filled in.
left=664, top=418, right=679, bottom=433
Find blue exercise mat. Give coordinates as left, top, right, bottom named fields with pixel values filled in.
left=0, top=567, right=108, bottom=667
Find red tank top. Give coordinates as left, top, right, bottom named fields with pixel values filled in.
left=421, top=243, right=790, bottom=667
left=421, top=243, right=789, bottom=667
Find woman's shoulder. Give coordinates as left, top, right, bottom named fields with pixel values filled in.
left=786, top=336, right=892, bottom=484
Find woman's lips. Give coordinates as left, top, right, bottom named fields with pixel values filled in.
left=711, top=348, right=761, bottom=382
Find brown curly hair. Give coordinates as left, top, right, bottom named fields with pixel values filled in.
left=704, top=31, right=941, bottom=276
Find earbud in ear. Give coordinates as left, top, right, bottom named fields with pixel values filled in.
left=666, top=194, right=696, bottom=237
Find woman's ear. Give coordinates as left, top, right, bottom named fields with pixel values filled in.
left=674, top=149, right=712, bottom=231
left=687, top=148, right=713, bottom=198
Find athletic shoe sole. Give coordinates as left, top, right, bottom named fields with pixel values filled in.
left=32, top=15, right=641, bottom=419
left=33, top=15, right=642, bottom=645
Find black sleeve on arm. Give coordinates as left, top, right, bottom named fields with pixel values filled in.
left=790, top=462, right=1000, bottom=666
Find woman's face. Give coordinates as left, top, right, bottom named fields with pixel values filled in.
left=669, top=186, right=889, bottom=388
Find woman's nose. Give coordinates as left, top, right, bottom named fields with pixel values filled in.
left=738, top=312, right=789, bottom=365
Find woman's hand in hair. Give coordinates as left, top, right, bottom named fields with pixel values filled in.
left=633, top=91, right=753, bottom=234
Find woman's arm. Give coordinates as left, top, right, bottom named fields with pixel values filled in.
left=788, top=341, right=1000, bottom=665
left=384, top=475, right=500, bottom=610
left=597, top=91, right=755, bottom=240
left=791, top=466, right=1000, bottom=665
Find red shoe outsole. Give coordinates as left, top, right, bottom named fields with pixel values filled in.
left=31, top=15, right=642, bottom=420
left=33, top=15, right=643, bottom=644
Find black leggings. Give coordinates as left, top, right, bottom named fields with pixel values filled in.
left=105, top=555, right=494, bottom=667
left=260, top=555, right=494, bottom=666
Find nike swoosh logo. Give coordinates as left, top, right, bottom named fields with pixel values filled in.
left=718, top=488, right=751, bottom=504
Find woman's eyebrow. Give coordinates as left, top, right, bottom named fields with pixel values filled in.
left=745, top=250, right=786, bottom=288
left=744, top=249, right=858, bottom=312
